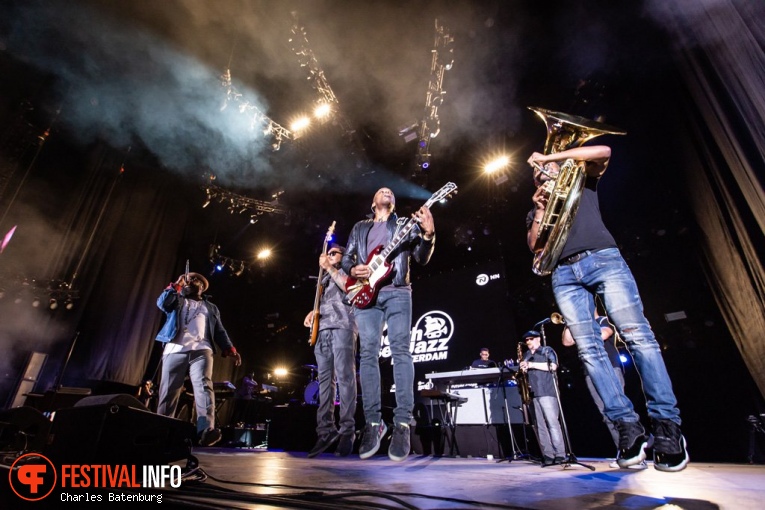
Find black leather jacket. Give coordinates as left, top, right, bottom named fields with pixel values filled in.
left=341, top=213, right=435, bottom=288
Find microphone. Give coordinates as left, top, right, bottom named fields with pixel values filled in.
left=534, top=318, right=551, bottom=327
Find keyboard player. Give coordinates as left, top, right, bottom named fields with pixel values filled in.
left=470, top=347, right=498, bottom=369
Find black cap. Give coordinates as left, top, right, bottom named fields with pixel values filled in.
left=522, top=330, right=541, bottom=340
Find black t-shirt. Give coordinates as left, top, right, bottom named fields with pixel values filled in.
left=471, top=359, right=498, bottom=369
left=525, top=346, right=558, bottom=398
left=526, top=175, right=617, bottom=261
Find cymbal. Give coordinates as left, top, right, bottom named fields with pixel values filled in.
left=302, top=364, right=318, bottom=370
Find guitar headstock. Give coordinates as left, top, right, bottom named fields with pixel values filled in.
left=424, top=182, right=458, bottom=208
left=325, top=221, right=336, bottom=242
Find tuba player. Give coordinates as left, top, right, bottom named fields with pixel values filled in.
left=526, top=145, right=689, bottom=472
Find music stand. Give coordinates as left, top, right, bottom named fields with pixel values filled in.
left=540, top=324, right=595, bottom=471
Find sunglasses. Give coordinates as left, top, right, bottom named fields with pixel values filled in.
left=327, top=251, right=342, bottom=256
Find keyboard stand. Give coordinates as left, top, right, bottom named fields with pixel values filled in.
left=420, top=389, right=467, bottom=456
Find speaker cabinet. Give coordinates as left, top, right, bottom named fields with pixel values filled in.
left=45, top=394, right=195, bottom=465
left=0, top=406, right=51, bottom=452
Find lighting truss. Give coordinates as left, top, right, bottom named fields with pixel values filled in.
left=220, top=69, right=294, bottom=151
left=415, top=19, right=454, bottom=170
left=203, top=183, right=289, bottom=217
left=0, top=276, right=79, bottom=310
left=289, top=13, right=354, bottom=135
left=209, top=247, right=248, bottom=277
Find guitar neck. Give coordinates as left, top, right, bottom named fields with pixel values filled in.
left=376, top=195, right=441, bottom=261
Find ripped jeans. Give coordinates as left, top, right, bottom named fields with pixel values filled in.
left=552, top=248, right=681, bottom=425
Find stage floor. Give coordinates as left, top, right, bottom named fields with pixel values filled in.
left=160, top=447, right=764, bottom=509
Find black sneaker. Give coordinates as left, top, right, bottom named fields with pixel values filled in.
left=359, top=422, right=387, bottom=460
left=334, top=432, right=355, bottom=457
left=388, top=423, right=411, bottom=462
left=615, top=420, right=649, bottom=468
left=307, top=429, right=340, bottom=458
left=652, top=419, right=689, bottom=472
left=199, top=427, right=222, bottom=447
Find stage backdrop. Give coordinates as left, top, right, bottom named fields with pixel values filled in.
left=375, top=259, right=518, bottom=397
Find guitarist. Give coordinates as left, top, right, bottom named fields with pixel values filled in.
left=341, top=187, right=435, bottom=461
left=303, top=243, right=358, bottom=458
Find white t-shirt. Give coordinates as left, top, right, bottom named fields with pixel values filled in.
left=163, top=298, right=213, bottom=354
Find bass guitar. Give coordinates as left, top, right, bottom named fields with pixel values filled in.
left=345, top=182, right=457, bottom=308
left=308, top=221, right=336, bottom=346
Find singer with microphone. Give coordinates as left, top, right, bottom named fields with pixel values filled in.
left=154, top=270, right=242, bottom=447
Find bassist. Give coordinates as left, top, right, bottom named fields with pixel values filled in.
left=341, top=187, right=435, bottom=462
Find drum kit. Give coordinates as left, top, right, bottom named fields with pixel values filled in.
left=302, top=364, right=320, bottom=405
left=301, top=364, right=342, bottom=406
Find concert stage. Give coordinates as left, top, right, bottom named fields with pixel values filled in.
left=152, top=447, right=762, bottom=509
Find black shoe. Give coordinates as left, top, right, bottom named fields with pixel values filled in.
left=388, top=423, right=411, bottom=462
left=615, top=420, right=649, bottom=468
left=652, top=419, right=689, bottom=472
left=199, top=427, right=222, bottom=447
left=359, top=422, right=387, bottom=460
left=334, top=432, right=355, bottom=457
left=541, top=457, right=555, bottom=467
left=307, top=430, right=340, bottom=458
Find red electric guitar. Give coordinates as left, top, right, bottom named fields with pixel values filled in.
left=345, top=182, right=457, bottom=308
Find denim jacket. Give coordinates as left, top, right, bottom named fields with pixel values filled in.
left=154, top=287, right=234, bottom=355
left=341, top=213, right=435, bottom=287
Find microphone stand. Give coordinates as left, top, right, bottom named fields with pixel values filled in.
left=494, top=362, right=530, bottom=463
left=540, top=324, right=595, bottom=471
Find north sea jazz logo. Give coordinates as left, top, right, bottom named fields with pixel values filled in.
left=380, top=310, right=454, bottom=363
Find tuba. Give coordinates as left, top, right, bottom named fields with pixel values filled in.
left=528, top=107, right=626, bottom=276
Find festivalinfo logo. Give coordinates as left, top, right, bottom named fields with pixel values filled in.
left=8, top=453, right=178, bottom=503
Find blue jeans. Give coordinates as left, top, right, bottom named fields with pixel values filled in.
left=355, top=290, right=414, bottom=426
left=157, top=350, right=215, bottom=434
left=532, top=396, right=566, bottom=459
left=314, top=328, right=358, bottom=436
left=552, top=248, right=681, bottom=425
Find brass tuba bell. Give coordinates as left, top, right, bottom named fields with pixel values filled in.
left=528, top=107, right=626, bottom=276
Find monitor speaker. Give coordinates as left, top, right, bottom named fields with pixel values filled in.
left=45, top=394, right=195, bottom=465
left=0, top=406, right=51, bottom=452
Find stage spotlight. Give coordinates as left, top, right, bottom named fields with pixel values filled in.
left=314, top=103, right=331, bottom=119
left=31, top=297, right=41, bottom=308
left=484, top=156, right=510, bottom=174
left=290, top=116, right=311, bottom=132
left=250, top=216, right=258, bottom=224
left=273, top=367, right=289, bottom=378
left=49, top=298, right=58, bottom=310
left=216, top=263, right=224, bottom=272
left=257, top=248, right=272, bottom=260
left=65, top=300, right=74, bottom=310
